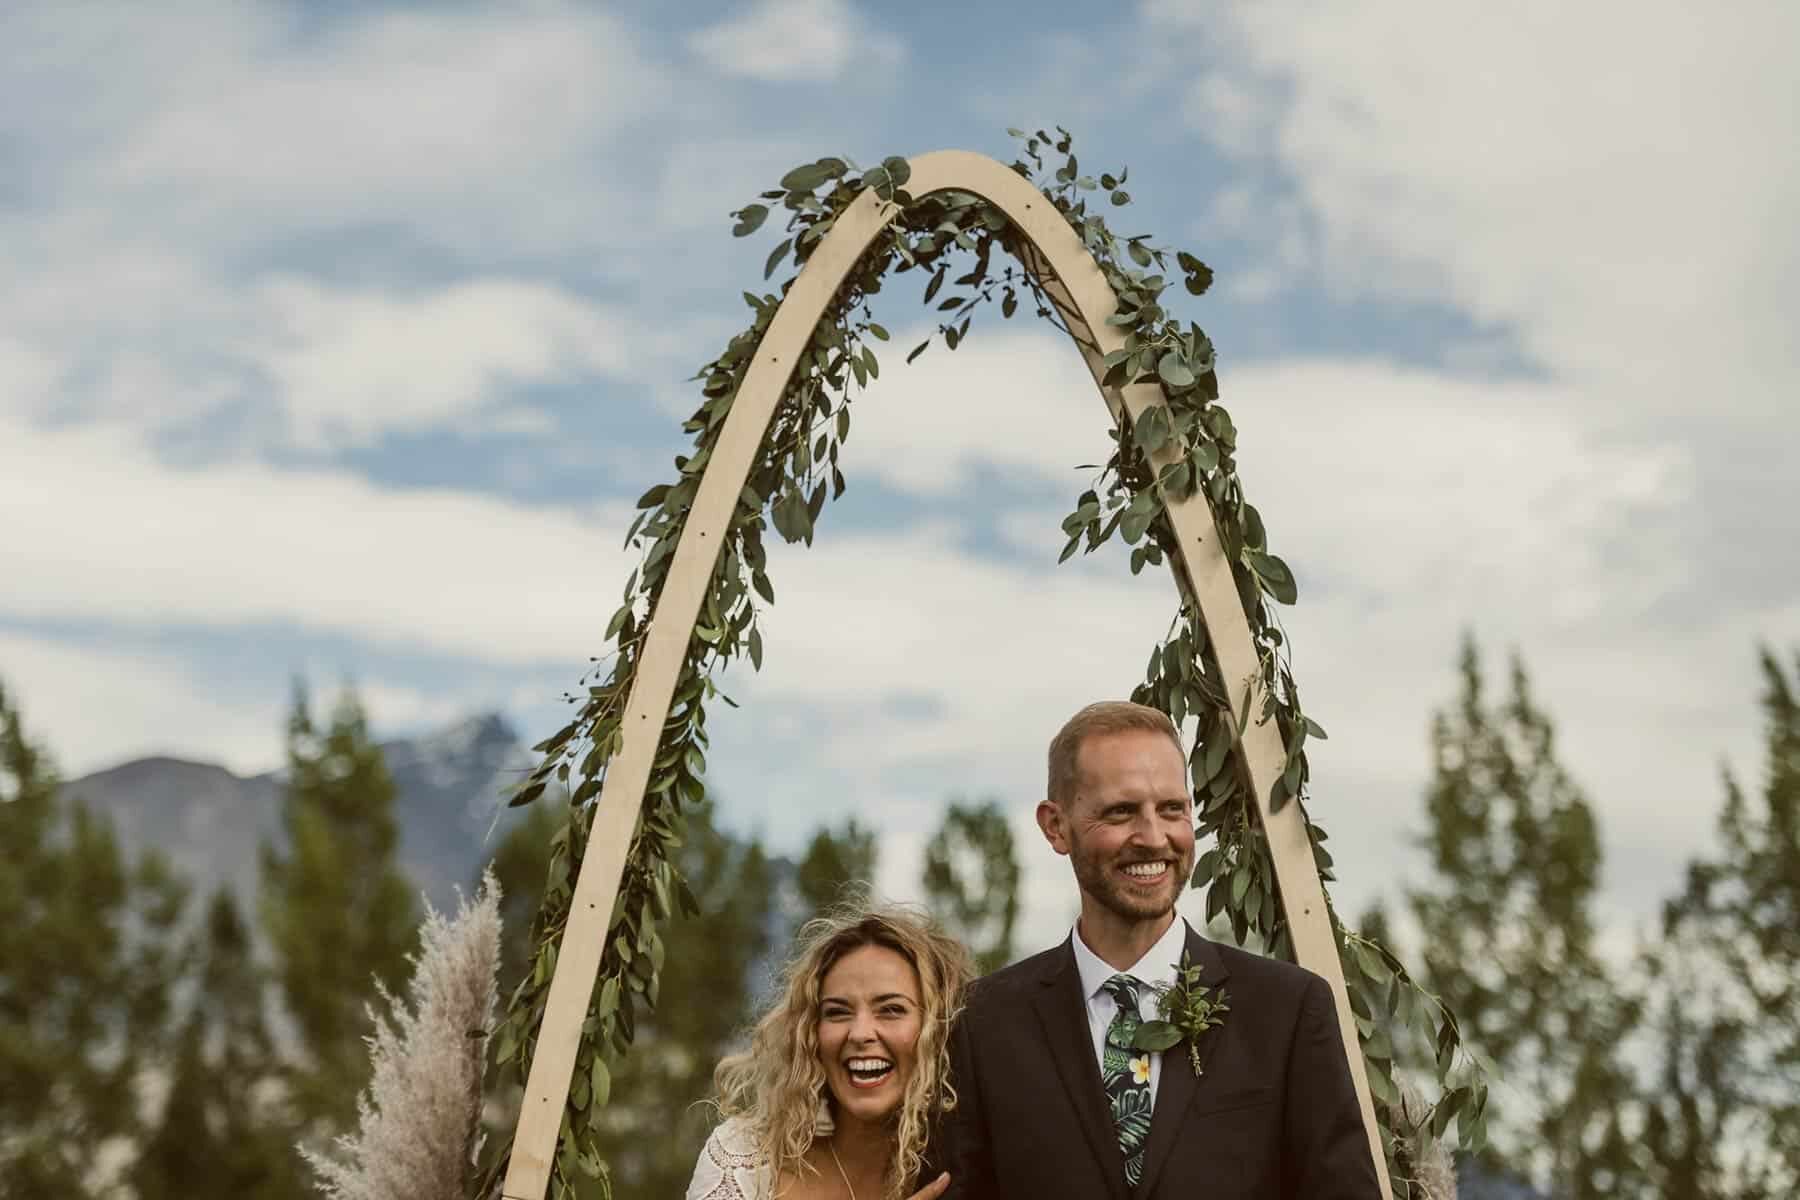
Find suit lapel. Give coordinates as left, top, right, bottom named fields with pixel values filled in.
left=1132, top=926, right=1233, bottom=1200
left=1030, top=939, right=1131, bottom=1200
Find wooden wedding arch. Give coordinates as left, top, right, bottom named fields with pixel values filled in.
left=502, top=150, right=1393, bottom=1200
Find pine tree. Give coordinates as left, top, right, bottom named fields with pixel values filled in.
left=794, top=818, right=877, bottom=922
left=260, top=683, right=419, bottom=1136
left=1642, top=646, right=1799, bottom=1197
left=1405, top=639, right=1640, bottom=1196
left=135, top=889, right=308, bottom=1200
left=0, top=676, right=188, bottom=1197
left=921, top=798, right=1021, bottom=973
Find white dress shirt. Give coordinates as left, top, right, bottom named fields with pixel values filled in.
left=1069, top=915, right=1191, bottom=1102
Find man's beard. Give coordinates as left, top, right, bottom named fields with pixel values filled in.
left=1069, top=836, right=1190, bottom=922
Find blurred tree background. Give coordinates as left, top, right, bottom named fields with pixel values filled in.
left=1401, top=640, right=1640, bottom=1195
left=1634, top=648, right=1799, bottom=1198
left=794, top=817, right=878, bottom=922
left=259, top=686, right=420, bottom=1140
left=0, top=643, right=1794, bottom=1198
left=922, top=798, right=1021, bottom=973
left=0, top=680, right=188, bottom=1197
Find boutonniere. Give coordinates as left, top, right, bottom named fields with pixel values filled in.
left=1130, top=954, right=1229, bottom=1075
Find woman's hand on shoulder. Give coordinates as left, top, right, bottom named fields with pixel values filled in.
left=905, top=1172, right=951, bottom=1200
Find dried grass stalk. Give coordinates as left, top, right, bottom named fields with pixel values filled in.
left=302, top=869, right=502, bottom=1200
left=1392, top=1082, right=1459, bottom=1200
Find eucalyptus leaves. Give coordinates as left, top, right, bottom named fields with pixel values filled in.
left=485, top=129, right=1486, bottom=1200
left=1132, top=955, right=1229, bottom=1077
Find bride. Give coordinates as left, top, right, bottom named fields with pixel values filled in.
left=685, top=904, right=972, bottom=1200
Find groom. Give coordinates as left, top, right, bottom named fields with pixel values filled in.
left=941, top=701, right=1380, bottom=1199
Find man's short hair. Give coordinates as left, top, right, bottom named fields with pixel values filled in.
left=1046, top=700, right=1184, bottom=808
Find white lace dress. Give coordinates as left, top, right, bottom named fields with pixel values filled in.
left=685, top=1115, right=774, bottom=1200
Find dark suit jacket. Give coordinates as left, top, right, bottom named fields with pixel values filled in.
left=940, top=922, right=1380, bottom=1200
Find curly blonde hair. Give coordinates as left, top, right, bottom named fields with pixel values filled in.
left=713, top=902, right=972, bottom=1200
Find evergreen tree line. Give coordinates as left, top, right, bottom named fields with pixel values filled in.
left=1369, top=639, right=1798, bottom=1199
left=1, top=638, right=1792, bottom=1199
left=0, top=679, right=1022, bottom=1199
left=1, top=684, right=423, bottom=1200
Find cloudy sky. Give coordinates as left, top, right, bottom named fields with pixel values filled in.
left=4, top=0, right=1795, bottom=956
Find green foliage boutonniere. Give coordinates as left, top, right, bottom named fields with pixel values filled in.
left=1130, top=955, right=1230, bottom=1075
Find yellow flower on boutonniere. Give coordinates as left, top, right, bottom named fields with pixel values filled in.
left=1129, top=1055, right=1152, bottom=1085
left=1129, top=953, right=1231, bottom=1075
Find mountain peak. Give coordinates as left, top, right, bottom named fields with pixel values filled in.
left=66, top=708, right=533, bottom=919
left=381, top=710, right=522, bottom=787
left=72, top=754, right=250, bottom=788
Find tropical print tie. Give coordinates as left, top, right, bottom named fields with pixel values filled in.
left=1100, top=974, right=1154, bottom=1186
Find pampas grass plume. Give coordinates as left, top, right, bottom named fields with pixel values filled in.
left=303, top=869, right=502, bottom=1200
left=1394, top=1082, right=1459, bottom=1200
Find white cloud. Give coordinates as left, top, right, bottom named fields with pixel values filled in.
left=0, top=3, right=665, bottom=449
left=0, top=3, right=823, bottom=457
left=251, top=278, right=644, bottom=448
left=84, top=3, right=664, bottom=257
left=0, top=339, right=59, bottom=414
left=0, top=415, right=634, bottom=666
left=0, top=631, right=284, bottom=776
left=747, top=525, right=1173, bottom=726
left=846, top=326, right=1120, bottom=496
left=1, top=244, right=700, bottom=457
left=1185, top=73, right=1272, bottom=157
left=1217, top=356, right=1770, bottom=918
left=1225, top=359, right=1694, bottom=626
left=687, top=0, right=903, bottom=83
left=0, top=240, right=243, bottom=426
left=653, top=138, right=819, bottom=233
left=1148, top=0, right=1800, bottom=418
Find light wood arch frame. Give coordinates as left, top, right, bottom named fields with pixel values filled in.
left=503, top=150, right=1392, bottom=1200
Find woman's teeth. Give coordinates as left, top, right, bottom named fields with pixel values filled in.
left=846, top=1057, right=894, bottom=1087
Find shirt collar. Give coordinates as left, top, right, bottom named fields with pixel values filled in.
left=1071, top=913, right=1190, bottom=1001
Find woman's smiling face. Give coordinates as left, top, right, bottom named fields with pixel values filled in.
left=816, top=943, right=924, bottom=1127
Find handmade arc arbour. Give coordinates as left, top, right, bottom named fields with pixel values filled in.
left=501, top=150, right=1394, bottom=1200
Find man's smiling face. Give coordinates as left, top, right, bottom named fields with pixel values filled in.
left=1041, top=727, right=1195, bottom=925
